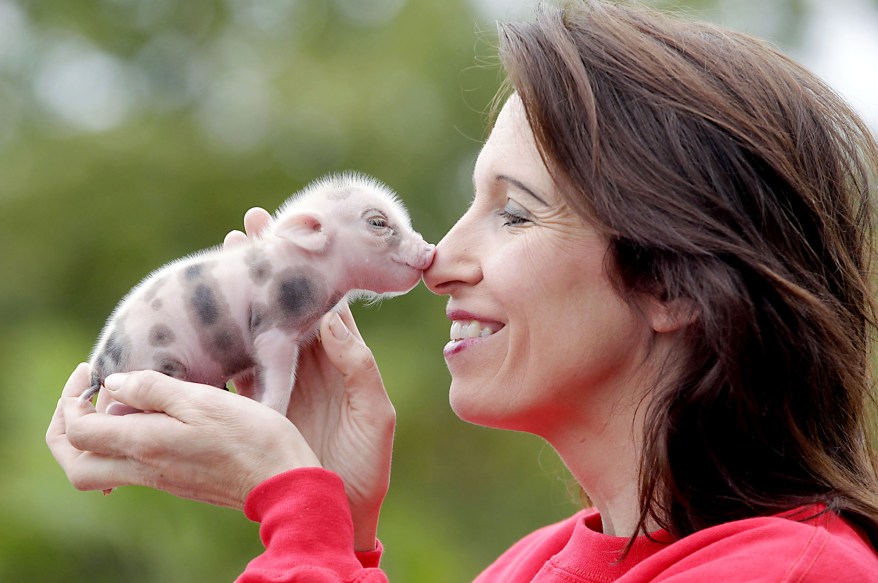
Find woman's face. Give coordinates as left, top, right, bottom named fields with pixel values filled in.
left=423, top=96, right=655, bottom=439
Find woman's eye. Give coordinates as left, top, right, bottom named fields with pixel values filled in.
left=497, top=203, right=531, bottom=227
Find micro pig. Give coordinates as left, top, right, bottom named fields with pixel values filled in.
left=80, top=172, right=435, bottom=414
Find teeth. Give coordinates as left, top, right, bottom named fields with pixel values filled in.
left=450, top=320, right=497, bottom=341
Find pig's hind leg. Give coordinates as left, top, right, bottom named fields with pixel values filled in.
left=251, top=329, right=301, bottom=414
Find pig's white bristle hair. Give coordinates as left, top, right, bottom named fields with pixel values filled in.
left=345, top=289, right=396, bottom=307
left=273, top=171, right=409, bottom=225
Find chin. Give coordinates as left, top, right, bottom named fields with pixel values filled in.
left=449, top=384, right=493, bottom=426
left=449, top=384, right=531, bottom=432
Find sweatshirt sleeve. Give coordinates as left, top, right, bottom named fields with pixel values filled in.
left=236, top=467, right=388, bottom=583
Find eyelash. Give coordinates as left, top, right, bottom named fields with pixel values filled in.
left=497, top=207, right=530, bottom=227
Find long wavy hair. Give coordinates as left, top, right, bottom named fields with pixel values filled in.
left=496, top=0, right=878, bottom=546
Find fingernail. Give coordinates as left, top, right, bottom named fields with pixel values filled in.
left=329, top=312, right=349, bottom=341
left=104, top=373, right=128, bottom=391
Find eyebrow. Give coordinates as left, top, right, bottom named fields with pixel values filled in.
left=496, top=174, right=549, bottom=206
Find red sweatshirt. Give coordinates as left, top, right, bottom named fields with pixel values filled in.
left=237, top=468, right=878, bottom=582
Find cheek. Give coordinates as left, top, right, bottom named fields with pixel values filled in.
left=519, top=269, right=647, bottom=385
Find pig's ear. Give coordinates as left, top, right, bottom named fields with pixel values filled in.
left=274, top=212, right=329, bottom=252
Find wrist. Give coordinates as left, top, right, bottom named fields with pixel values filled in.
left=352, top=507, right=382, bottom=552
left=238, top=430, right=322, bottom=508
left=347, top=479, right=388, bottom=552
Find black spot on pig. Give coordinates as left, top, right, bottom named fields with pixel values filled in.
left=246, top=248, right=272, bottom=285
left=181, top=263, right=251, bottom=376
left=90, top=361, right=106, bottom=389
left=212, top=328, right=236, bottom=352
left=250, top=304, right=266, bottom=332
left=184, top=263, right=204, bottom=280
left=89, top=328, right=129, bottom=389
left=207, top=327, right=254, bottom=376
left=222, top=350, right=256, bottom=378
left=149, top=324, right=175, bottom=347
left=278, top=275, right=316, bottom=315
left=104, top=331, right=128, bottom=366
left=182, top=260, right=222, bottom=325
left=155, top=354, right=187, bottom=379
left=192, top=284, right=220, bottom=326
left=327, top=186, right=352, bottom=201
left=263, top=267, right=330, bottom=332
left=143, top=276, right=167, bottom=303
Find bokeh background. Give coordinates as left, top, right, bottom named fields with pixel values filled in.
left=1, top=0, right=876, bottom=580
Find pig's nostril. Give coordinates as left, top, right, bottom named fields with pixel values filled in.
left=420, top=245, right=437, bottom=270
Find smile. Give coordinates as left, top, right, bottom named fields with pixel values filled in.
left=449, top=320, right=502, bottom=341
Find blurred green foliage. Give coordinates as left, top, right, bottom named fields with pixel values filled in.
left=0, top=0, right=870, bottom=580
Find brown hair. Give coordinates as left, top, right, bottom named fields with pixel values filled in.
left=496, top=0, right=878, bottom=547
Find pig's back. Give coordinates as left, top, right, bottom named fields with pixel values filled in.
left=90, top=249, right=256, bottom=389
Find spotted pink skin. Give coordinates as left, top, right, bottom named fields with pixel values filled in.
left=85, top=173, right=434, bottom=414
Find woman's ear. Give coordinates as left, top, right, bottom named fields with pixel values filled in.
left=644, top=295, right=699, bottom=334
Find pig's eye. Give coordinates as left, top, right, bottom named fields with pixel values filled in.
left=365, top=210, right=390, bottom=230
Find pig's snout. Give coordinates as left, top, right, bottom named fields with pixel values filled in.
left=410, top=242, right=435, bottom=270
left=392, top=232, right=435, bottom=271
left=398, top=237, right=435, bottom=271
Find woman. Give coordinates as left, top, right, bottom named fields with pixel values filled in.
left=47, top=1, right=878, bottom=580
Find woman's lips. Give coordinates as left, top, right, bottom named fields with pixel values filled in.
left=444, top=310, right=505, bottom=357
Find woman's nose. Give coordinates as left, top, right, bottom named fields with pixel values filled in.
left=423, top=214, right=483, bottom=296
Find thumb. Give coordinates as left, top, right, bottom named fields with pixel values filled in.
left=319, top=310, right=387, bottom=403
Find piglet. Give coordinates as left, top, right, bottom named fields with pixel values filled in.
left=80, top=172, right=434, bottom=414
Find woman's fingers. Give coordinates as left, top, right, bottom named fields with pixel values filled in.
left=224, top=207, right=271, bottom=250
left=320, top=311, right=384, bottom=401
left=63, top=398, right=181, bottom=459
left=103, top=370, right=180, bottom=413
left=61, top=362, right=92, bottom=399
left=47, top=363, right=320, bottom=506
left=334, top=302, right=364, bottom=339
left=223, top=230, right=248, bottom=249
left=60, top=370, right=227, bottom=462
left=102, top=370, right=217, bottom=419
left=244, top=207, right=272, bottom=238
left=46, top=364, right=137, bottom=492
left=311, top=308, right=395, bottom=552
left=46, top=364, right=92, bottom=463
left=61, top=451, right=137, bottom=492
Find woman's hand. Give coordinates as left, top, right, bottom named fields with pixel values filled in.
left=284, top=305, right=396, bottom=552
left=226, top=207, right=396, bottom=551
left=46, top=363, right=321, bottom=509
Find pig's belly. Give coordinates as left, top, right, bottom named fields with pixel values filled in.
left=127, top=308, right=255, bottom=389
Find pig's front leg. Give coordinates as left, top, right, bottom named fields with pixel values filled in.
left=251, top=328, right=301, bottom=414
